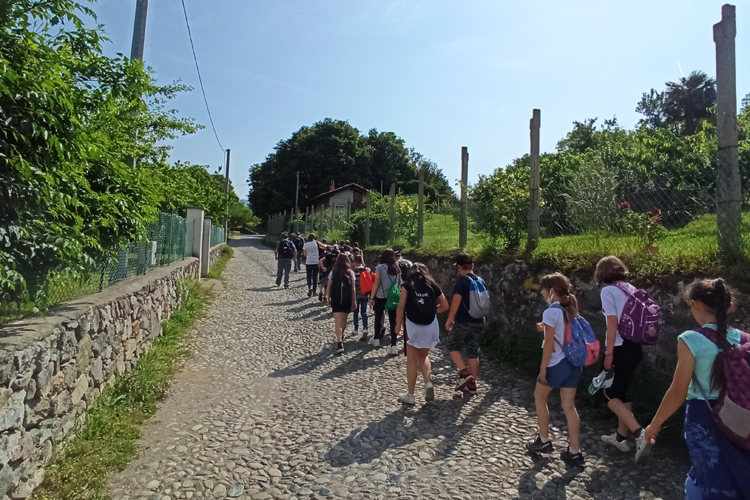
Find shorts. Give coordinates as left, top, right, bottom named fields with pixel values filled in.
left=445, top=321, right=484, bottom=359
left=600, top=339, right=643, bottom=403
left=538, top=358, right=582, bottom=388
left=331, top=304, right=352, bottom=314
left=405, top=317, right=439, bottom=349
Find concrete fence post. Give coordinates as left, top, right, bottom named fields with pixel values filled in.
left=365, top=196, right=371, bottom=247
left=186, top=207, right=204, bottom=279
left=201, top=217, right=211, bottom=278
left=417, top=169, right=424, bottom=247
left=459, top=147, right=468, bottom=249
left=714, top=4, right=742, bottom=262
left=528, top=109, right=541, bottom=252
left=389, top=183, right=396, bottom=245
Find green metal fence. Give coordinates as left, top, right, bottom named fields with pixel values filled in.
left=100, top=213, right=193, bottom=290
left=210, top=224, right=225, bottom=248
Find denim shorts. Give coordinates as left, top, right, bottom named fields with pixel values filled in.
left=539, top=357, right=582, bottom=389
left=445, top=321, right=484, bottom=359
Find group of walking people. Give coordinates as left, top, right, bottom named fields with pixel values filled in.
left=275, top=234, right=750, bottom=498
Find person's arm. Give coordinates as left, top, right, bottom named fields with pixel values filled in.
left=539, top=324, right=556, bottom=385
left=604, top=315, right=618, bottom=370
left=274, top=244, right=279, bottom=260
left=303, top=246, right=308, bottom=259
left=395, top=287, right=408, bottom=336
left=319, top=257, right=325, bottom=271
left=369, top=269, right=381, bottom=307
left=293, top=248, right=298, bottom=260
left=645, top=340, right=694, bottom=444
left=445, top=293, right=462, bottom=331
left=436, top=294, right=449, bottom=314
left=351, top=271, right=357, bottom=311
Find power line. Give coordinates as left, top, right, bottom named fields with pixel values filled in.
left=180, top=0, right=225, bottom=153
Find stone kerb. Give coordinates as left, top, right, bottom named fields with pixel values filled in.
left=0, top=257, right=199, bottom=498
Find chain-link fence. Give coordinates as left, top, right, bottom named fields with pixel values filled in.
left=210, top=224, right=226, bottom=248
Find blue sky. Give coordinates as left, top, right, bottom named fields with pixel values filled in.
left=90, top=1, right=749, bottom=203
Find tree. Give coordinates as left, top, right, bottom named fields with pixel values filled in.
left=636, top=89, right=668, bottom=129
left=229, top=202, right=260, bottom=229
left=663, top=70, right=716, bottom=136
left=556, top=118, right=598, bottom=153
left=468, top=168, right=529, bottom=250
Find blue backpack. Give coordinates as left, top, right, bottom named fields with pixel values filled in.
left=550, top=304, right=600, bottom=367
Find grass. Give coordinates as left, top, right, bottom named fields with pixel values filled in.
left=31, top=279, right=209, bottom=500
left=207, top=245, right=233, bottom=279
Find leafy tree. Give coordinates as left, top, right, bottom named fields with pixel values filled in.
left=468, top=168, right=529, bottom=250
left=636, top=89, right=668, bottom=129
left=229, top=202, right=260, bottom=229
left=663, top=71, right=716, bottom=136
left=556, top=118, right=598, bottom=153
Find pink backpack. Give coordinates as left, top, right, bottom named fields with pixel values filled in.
left=615, top=284, right=661, bottom=345
left=694, top=327, right=750, bottom=450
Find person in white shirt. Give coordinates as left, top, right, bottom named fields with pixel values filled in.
left=303, top=233, right=323, bottom=297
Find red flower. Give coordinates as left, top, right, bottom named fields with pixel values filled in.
left=620, top=202, right=631, bottom=210
left=650, top=207, right=661, bottom=217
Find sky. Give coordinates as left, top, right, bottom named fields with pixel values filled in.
left=89, top=1, right=749, bottom=203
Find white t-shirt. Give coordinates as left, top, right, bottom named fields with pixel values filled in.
left=600, top=282, right=636, bottom=347
left=304, top=241, right=320, bottom=265
left=541, top=302, right=566, bottom=368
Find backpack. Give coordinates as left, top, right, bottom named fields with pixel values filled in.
left=614, top=284, right=661, bottom=345
left=293, top=236, right=305, bottom=251
left=278, top=240, right=294, bottom=259
left=550, top=304, right=600, bottom=367
left=464, top=275, right=490, bottom=319
left=359, top=268, right=374, bottom=294
left=330, top=272, right=354, bottom=307
left=379, top=268, right=401, bottom=310
left=406, top=279, right=438, bottom=325
left=692, top=327, right=750, bottom=450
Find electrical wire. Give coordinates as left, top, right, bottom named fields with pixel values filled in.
left=180, top=0, right=225, bottom=153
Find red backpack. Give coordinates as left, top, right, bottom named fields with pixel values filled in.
left=359, top=269, right=374, bottom=294
left=693, top=327, right=750, bottom=450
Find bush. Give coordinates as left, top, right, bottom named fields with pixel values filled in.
left=468, top=168, right=529, bottom=250
left=566, top=153, right=621, bottom=234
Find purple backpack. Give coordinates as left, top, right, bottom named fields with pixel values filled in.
left=693, top=327, right=750, bottom=451
left=614, top=284, right=661, bottom=345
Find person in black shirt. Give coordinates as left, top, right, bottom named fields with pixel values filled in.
left=274, top=234, right=297, bottom=289
left=292, top=233, right=305, bottom=272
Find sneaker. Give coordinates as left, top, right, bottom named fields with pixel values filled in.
left=424, top=382, right=434, bottom=401
left=464, top=377, right=477, bottom=395
left=399, top=393, right=416, bottom=405
left=634, top=429, right=651, bottom=463
left=525, top=436, right=554, bottom=454
left=308, top=289, right=313, bottom=298
left=335, top=342, right=344, bottom=354
left=319, top=292, right=323, bottom=301
left=560, top=448, right=585, bottom=466
left=368, top=337, right=379, bottom=346
left=390, top=345, right=399, bottom=355
left=359, top=333, right=369, bottom=342
left=601, top=432, right=630, bottom=453
left=455, top=369, right=473, bottom=392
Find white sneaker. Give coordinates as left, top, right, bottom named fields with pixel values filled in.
left=634, top=429, right=651, bottom=463
left=399, top=393, right=416, bottom=405
left=368, top=337, right=379, bottom=346
left=424, top=382, right=434, bottom=401
left=390, top=345, right=399, bottom=355
left=601, top=432, right=630, bottom=452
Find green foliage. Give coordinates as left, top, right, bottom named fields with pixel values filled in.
left=207, top=245, right=233, bottom=279
left=1, top=1, right=199, bottom=309
left=33, top=279, right=206, bottom=500
left=248, top=118, right=452, bottom=217
left=468, top=167, right=529, bottom=250
left=566, top=153, right=621, bottom=234
left=349, top=191, right=426, bottom=246
left=228, top=203, right=260, bottom=229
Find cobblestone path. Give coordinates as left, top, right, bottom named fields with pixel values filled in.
left=108, top=236, right=688, bottom=500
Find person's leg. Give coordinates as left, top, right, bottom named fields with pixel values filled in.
left=406, top=345, right=419, bottom=395
left=560, top=387, right=581, bottom=451
left=276, top=260, right=283, bottom=286
left=360, top=299, right=368, bottom=331
left=420, top=354, right=432, bottom=384
left=533, top=383, right=555, bottom=439
left=352, top=302, right=360, bottom=331
left=306, top=265, right=312, bottom=290
left=450, top=351, right=466, bottom=371
left=388, top=309, right=397, bottom=346
left=607, top=399, right=641, bottom=434
left=373, top=299, right=385, bottom=339
left=467, top=359, right=479, bottom=381
left=283, top=258, right=291, bottom=287
left=333, top=312, right=346, bottom=342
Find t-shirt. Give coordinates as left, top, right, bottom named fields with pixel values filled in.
left=320, top=253, right=337, bottom=272
left=679, top=324, right=742, bottom=400
left=600, top=282, right=637, bottom=347
left=452, top=274, right=485, bottom=324
left=303, top=241, right=319, bottom=265
left=541, top=302, right=567, bottom=368
left=403, top=280, right=443, bottom=325
left=293, top=236, right=305, bottom=251
left=375, top=263, right=400, bottom=299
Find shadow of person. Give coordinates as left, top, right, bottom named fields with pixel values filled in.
left=511, top=459, right=584, bottom=499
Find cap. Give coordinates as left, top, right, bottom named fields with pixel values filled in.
left=394, top=251, right=403, bottom=258
left=322, top=238, right=327, bottom=243
left=453, top=253, right=473, bottom=266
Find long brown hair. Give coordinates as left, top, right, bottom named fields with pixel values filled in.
left=540, top=272, right=579, bottom=319
left=687, top=278, right=734, bottom=392
left=379, top=249, right=399, bottom=276
left=406, top=262, right=439, bottom=289
left=331, top=253, right=352, bottom=281
left=594, top=256, right=629, bottom=286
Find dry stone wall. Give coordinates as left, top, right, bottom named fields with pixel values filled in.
left=364, top=251, right=750, bottom=376
left=0, top=244, right=223, bottom=499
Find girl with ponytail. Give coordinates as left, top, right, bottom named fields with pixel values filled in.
left=525, top=273, right=584, bottom=466
left=645, top=278, right=750, bottom=499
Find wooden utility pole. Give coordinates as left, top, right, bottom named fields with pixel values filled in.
left=459, top=147, right=469, bottom=249
left=417, top=169, right=425, bottom=247
left=224, top=149, right=231, bottom=242
left=130, top=0, right=149, bottom=62
left=528, top=110, right=541, bottom=251
left=365, top=196, right=371, bottom=247
left=389, top=183, right=396, bottom=245
left=714, top=4, right=741, bottom=262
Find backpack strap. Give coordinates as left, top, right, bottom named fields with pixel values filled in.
left=690, top=372, right=715, bottom=412
left=548, top=303, right=569, bottom=348
left=613, top=283, right=633, bottom=296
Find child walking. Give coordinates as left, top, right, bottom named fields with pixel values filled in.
left=645, top=279, right=750, bottom=499
left=351, top=255, right=371, bottom=339
left=595, top=256, right=650, bottom=462
left=326, top=254, right=357, bottom=355
left=525, top=273, right=584, bottom=466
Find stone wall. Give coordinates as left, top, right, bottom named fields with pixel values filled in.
left=0, top=257, right=201, bottom=498
left=364, top=251, right=750, bottom=375
left=208, top=243, right=225, bottom=269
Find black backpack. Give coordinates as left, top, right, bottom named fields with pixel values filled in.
left=406, top=279, right=437, bottom=325
left=278, top=240, right=294, bottom=259
left=330, top=272, right=353, bottom=306
left=293, top=236, right=305, bottom=251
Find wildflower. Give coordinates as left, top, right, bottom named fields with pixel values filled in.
left=650, top=207, right=661, bottom=217
left=620, top=201, right=631, bottom=211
